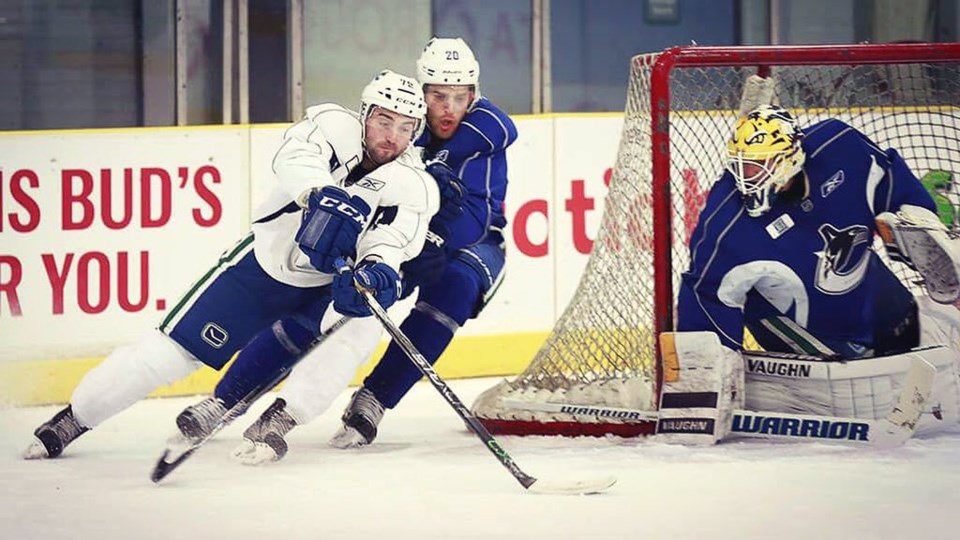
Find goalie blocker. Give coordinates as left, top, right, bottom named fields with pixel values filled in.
left=655, top=332, right=955, bottom=446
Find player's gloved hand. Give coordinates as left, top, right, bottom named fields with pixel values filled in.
left=295, top=186, right=371, bottom=274
left=332, top=259, right=402, bottom=317
left=400, top=221, right=451, bottom=295
left=426, top=159, right=465, bottom=221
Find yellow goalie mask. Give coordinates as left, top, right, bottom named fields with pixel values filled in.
left=727, top=104, right=806, bottom=216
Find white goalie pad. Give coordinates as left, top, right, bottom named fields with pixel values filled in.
left=876, top=204, right=960, bottom=304
left=655, top=332, right=744, bottom=445
left=744, top=346, right=960, bottom=436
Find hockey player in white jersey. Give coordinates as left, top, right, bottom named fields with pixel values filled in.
left=230, top=37, right=516, bottom=465
left=23, top=70, right=440, bottom=459
left=658, top=104, right=960, bottom=444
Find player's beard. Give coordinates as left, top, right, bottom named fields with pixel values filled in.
left=366, top=143, right=402, bottom=166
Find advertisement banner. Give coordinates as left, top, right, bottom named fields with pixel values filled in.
left=0, top=128, right=251, bottom=364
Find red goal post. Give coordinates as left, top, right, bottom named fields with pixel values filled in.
left=472, top=42, right=960, bottom=437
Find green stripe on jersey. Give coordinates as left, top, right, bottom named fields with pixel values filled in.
left=159, top=233, right=255, bottom=332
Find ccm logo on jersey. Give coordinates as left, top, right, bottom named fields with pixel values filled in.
left=732, top=413, right=870, bottom=441
left=318, top=195, right=369, bottom=227
left=821, top=170, right=845, bottom=198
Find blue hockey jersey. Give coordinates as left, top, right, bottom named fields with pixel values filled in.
left=416, top=96, right=517, bottom=250
left=677, top=118, right=936, bottom=358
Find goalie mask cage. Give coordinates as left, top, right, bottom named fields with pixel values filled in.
left=472, top=42, right=960, bottom=437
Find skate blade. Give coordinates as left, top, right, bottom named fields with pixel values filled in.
left=233, top=442, right=279, bottom=466
left=22, top=438, right=50, bottom=460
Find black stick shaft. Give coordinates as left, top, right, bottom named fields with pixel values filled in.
left=360, top=289, right=537, bottom=489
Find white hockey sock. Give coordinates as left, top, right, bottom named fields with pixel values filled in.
left=71, top=329, right=202, bottom=428
left=280, top=317, right=383, bottom=424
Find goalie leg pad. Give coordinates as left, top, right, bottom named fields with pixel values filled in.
left=656, top=332, right=744, bottom=445
left=744, top=346, right=960, bottom=436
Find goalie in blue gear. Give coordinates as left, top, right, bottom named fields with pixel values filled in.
left=678, top=104, right=960, bottom=358
left=231, top=37, right=517, bottom=464
left=662, top=104, right=960, bottom=444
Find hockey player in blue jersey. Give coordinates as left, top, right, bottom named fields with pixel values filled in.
left=230, top=37, right=517, bottom=464
left=678, top=104, right=960, bottom=358
left=23, top=70, right=440, bottom=459
left=658, top=104, right=960, bottom=444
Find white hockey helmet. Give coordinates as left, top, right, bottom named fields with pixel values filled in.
left=727, top=104, right=806, bottom=217
left=360, top=69, right=427, bottom=141
left=416, top=37, right=480, bottom=94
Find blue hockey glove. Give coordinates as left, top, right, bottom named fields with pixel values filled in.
left=400, top=221, right=450, bottom=294
left=295, top=186, right=371, bottom=274
left=332, top=259, right=402, bottom=317
left=426, top=159, right=465, bottom=221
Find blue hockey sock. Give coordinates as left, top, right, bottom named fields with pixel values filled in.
left=364, top=266, right=479, bottom=408
left=214, top=318, right=316, bottom=408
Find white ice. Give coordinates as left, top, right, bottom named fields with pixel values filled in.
left=1, top=377, right=959, bottom=540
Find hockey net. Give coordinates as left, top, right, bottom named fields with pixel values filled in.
left=472, top=43, right=960, bottom=437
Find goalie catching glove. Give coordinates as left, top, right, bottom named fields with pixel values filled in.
left=332, top=258, right=402, bottom=317
left=876, top=204, right=960, bottom=304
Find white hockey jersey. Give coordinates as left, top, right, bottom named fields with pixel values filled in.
left=251, top=103, right=440, bottom=288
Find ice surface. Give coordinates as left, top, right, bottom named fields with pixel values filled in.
left=1, top=377, right=958, bottom=540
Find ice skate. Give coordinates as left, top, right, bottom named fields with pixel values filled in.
left=329, top=387, right=384, bottom=449
left=232, top=398, right=298, bottom=465
left=23, top=406, right=89, bottom=459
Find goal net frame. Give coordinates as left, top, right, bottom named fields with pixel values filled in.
left=472, top=42, right=960, bottom=437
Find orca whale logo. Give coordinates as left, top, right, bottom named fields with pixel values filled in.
left=814, top=223, right=871, bottom=295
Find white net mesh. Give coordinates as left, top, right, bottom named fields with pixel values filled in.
left=473, top=46, right=960, bottom=436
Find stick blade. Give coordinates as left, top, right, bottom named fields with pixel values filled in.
left=526, top=475, right=617, bottom=495
left=150, top=438, right=198, bottom=484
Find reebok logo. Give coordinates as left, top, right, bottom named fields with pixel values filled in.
left=821, top=170, right=845, bottom=198
left=355, top=177, right=385, bottom=191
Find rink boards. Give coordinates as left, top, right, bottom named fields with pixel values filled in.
left=0, top=115, right=625, bottom=405
left=1, top=110, right=955, bottom=405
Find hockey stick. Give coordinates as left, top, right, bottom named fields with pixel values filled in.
left=357, top=286, right=616, bottom=495
left=151, top=316, right=352, bottom=483
left=502, top=354, right=936, bottom=449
